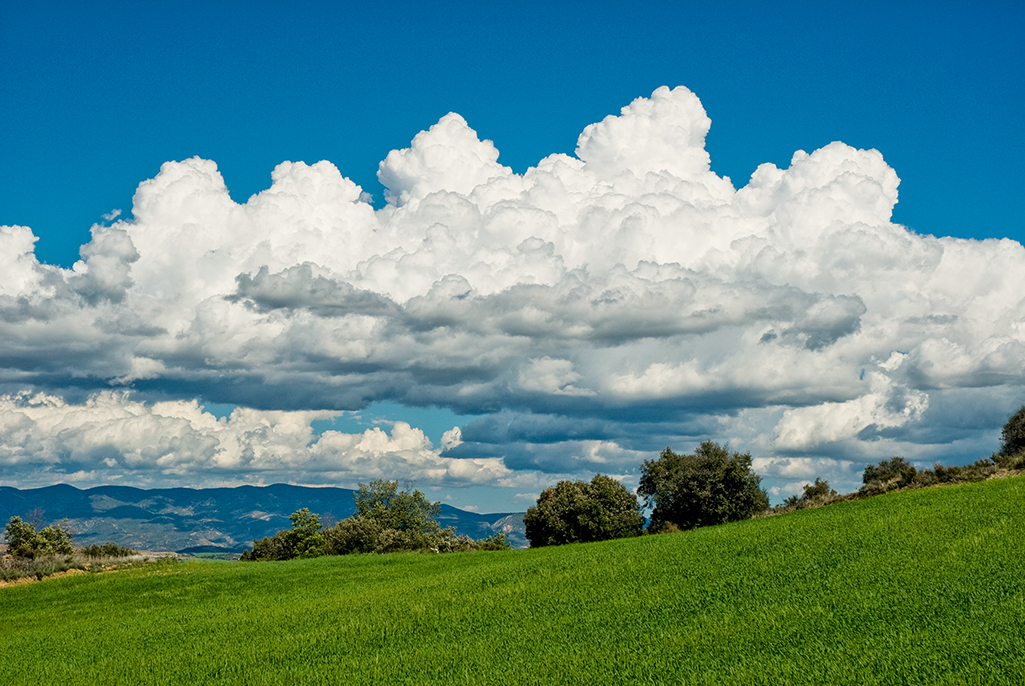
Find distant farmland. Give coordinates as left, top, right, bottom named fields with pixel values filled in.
left=3, top=476, right=1024, bottom=685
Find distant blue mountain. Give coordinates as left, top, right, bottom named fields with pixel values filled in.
left=0, top=484, right=526, bottom=553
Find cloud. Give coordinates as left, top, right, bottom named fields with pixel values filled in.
left=2, top=85, right=1024, bottom=499
left=0, top=391, right=546, bottom=490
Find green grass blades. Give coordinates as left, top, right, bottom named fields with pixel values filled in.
left=3, top=477, right=1024, bottom=685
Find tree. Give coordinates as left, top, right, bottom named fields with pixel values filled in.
left=1001, top=405, right=1025, bottom=457
left=5, top=516, right=74, bottom=558
left=523, top=473, right=644, bottom=547
left=638, top=441, right=769, bottom=531
left=861, top=456, right=917, bottom=494
left=782, top=478, right=837, bottom=509
left=327, top=480, right=445, bottom=555
left=352, top=480, right=441, bottom=535
left=240, top=508, right=326, bottom=561
left=324, top=480, right=509, bottom=555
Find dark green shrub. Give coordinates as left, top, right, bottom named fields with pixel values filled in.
left=297, top=481, right=508, bottom=557
left=638, top=442, right=769, bottom=531
left=4, top=517, right=73, bottom=558
left=80, top=542, right=136, bottom=558
left=241, top=508, right=326, bottom=561
left=1000, top=405, right=1025, bottom=457
left=524, top=473, right=644, bottom=547
left=861, top=457, right=917, bottom=494
left=778, top=478, right=838, bottom=511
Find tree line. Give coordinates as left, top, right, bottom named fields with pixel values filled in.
left=3, top=516, right=137, bottom=560
left=522, top=404, right=1025, bottom=547
left=240, top=480, right=509, bottom=561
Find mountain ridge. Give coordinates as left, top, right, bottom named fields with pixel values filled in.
left=0, top=484, right=527, bottom=552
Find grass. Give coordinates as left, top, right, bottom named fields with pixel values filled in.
left=2, top=476, right=1024, bottom=685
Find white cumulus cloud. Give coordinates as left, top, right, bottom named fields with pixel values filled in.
left=2, top=84, right=1024, bottom=499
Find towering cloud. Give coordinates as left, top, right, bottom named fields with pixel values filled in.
left=2, top=86, right=1023, bottom=499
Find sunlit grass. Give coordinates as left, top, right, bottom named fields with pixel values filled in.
left=2, top=477, right=1024, bottom=685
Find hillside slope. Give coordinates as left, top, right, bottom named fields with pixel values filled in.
left=2, top=476, right=1023, bottom=685
left=0, top=484, right=527, bottom=551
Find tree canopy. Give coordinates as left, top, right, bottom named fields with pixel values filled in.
left=242, top=481, right=508, bottom=560
left=352, top=479, right=441, bottom=534
left=240, top=508, right=326, bottom=561
left=638, top=441, right=769, bottom=531
left=524, top=473, right=644, bottom=547
left=4, top=516, right=74, bottom=558
left=1001, top=405, right=1025, bottom=457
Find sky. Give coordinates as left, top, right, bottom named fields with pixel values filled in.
left=1, top=1, right=1023, bottom=512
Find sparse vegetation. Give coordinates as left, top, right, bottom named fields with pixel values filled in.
left=1, top=515, right=151, bottom=582
left=79, top=542, right=137, bottom=558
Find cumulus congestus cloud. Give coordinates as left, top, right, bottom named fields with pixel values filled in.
left=2, top=85, right=1024, bottom=495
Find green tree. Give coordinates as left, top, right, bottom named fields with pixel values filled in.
left=325, top=480, right=508, bottom=555
left=1001, top=405, right=1025, bottom=457
left=524, top=473, right=644, bottom=547
left=782, top=478, right=837, bottom=509
left=240, top=508, right=326, bottom=561
left=638, top=441, right=769, bottom=531
left=4, top=516, right=74, bottom=558
left=5, top=516, right=38, bottom=558
left=281, top=508, right=327, bottom=559
left=861, top=456, right=917, bottom=494
left=353, top=480, right=442, bottom=534
left=327, top=480, right=445, bottom=555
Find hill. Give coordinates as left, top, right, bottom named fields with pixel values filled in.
left=0, top=484, right=527, bottom=552
left=2, top=476, right=1023, bottom=684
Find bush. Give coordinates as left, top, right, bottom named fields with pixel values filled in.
left=523, top=474, right=644, bottom=547
left=781, top=478, right=838, bottom=510
left=80, top=542, right=137, bottom=558
left=861, top=456, right=917, bottom=495
left=4, top=516, right=74, bottom=559
left=1000, top=405, right=1025, bottom=458
left=324, top=480, right=449, bottom=555
left=254, top=481, right=511, bottom=559
left=638, top=441, right=769, bottom=531
left=241, top=508, right=327, bottom=561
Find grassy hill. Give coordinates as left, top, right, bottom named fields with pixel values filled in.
left=2, top=476, right=1024, bottom=685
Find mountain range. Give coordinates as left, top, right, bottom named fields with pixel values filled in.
left=0, top=484, right=527, bottom=553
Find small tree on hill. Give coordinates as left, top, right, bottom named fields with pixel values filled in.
left=638, top=441, right=769, bottom=531
left=524, top=474, right=644, bottom=547
left=1001, top=405, right=1025, bottom=458
left=861, top=456, right=917, bottom=495
left=353, top=480, right=441, bottom=534
left=782, top=478, right=838, bottom=510
left=5, top=516, right=74, bottom=558
left=324, top=480, right=507, bottom=555
left=241, top=508, right=326, bottom=561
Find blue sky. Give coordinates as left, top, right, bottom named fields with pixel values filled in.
left=5, top=1, right=1022, bottom=263
left=1, top=1, right=1023, bottom=512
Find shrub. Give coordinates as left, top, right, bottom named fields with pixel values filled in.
left=241, top=508, right=327, bottom=561
left=781, top=478, right=838, bottom=510
left=1000, top=405, right=1025, bottom=458
left=861, top=457, right=917, bottom=495
left=80, top=542, right=137, bottom=558
left=638, top=441, right=769, bottom=531
left=4, top=516, right=74, bottom=559
left=252, top=482, right=510, bottom=559
left=523, top=474, right=644, bottom=547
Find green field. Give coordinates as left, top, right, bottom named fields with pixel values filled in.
left=2, top=477, right=1024, bottom=685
